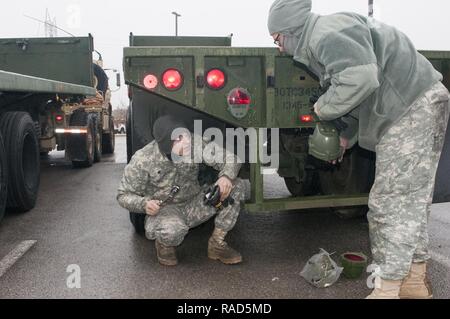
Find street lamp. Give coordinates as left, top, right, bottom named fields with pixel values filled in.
left=172, top=11, right=181, bottom=36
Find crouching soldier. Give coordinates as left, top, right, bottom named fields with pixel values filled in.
left=117, top=116, right=246, bottom=266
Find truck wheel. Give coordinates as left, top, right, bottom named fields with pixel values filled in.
left=318, top=147, right=375, bottom=219
left=284, top=169, right=320, bottom=197
left=94, top=121, right=102, bottom=163
left=0, top=132, right=7, bottom=222
left=130, top=212, right=146, bottom=235
left=102, top=118, right=115, bottom=154
left=0, top=112, right=40, bottom=213
left=67, top=111, right=95, bottom=168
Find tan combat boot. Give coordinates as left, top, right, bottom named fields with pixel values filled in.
left=155, top=240, right=178, bottom=266
left=208, top=228, right=243, bottom=265
left=366, top=277, right=402, bottom=299
left=399, top=263, right=433, bottom=299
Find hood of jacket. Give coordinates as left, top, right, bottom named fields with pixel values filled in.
left=268, top=0, right=319, bottom=64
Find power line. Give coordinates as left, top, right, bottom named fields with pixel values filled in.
left=24, top=13, right=76, bottom=37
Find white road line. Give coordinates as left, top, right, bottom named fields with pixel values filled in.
left=430, top=250, right=450, bottom=268
left=0, top=240, right=37, bottom=278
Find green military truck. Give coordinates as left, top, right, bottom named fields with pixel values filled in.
left=0, top=35, right=117, bottom=223
left=123, top=34, right=450, bottom=234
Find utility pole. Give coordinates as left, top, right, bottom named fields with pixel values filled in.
left=172, top=11, right=181, bottom=36
left=368, top=0, right=374, bottom=18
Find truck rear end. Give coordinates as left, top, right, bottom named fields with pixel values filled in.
left=123, top=35, right=450, bottom=232
left=0, top=35, right=116, bottom=221
left=0, top=35, right=117, bottom=167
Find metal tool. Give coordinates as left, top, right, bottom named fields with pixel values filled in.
left=159, top=186, right=181, bottom=206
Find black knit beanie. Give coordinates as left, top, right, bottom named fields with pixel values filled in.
left=153, top=115, right=189, bottom=157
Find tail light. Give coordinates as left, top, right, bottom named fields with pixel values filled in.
left=55, top=115, right=64, bottom=123
left=300, top=115, right=313, bottom=123
left=143, top=74, right=158, bottom=90
left=227, top=88, right=251, bottom=106
left=227, top=88, right=252, bottom=119
left=206, top=69, right=226, bottom=90
left=162, top=69, right=183, bottom=91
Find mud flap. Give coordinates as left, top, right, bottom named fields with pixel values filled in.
left=434, top=117, right=450, bottom=203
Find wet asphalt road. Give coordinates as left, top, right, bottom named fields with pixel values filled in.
left=0, top=135, right=449, bottom=299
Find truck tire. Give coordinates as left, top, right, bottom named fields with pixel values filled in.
left=318, top=147, right=375, bottom=219
left=0, top=132, right=7, bottom=222
left=284, top=169, right=320, bottom=197
left=102, top=117, right=115, bottom=154
left=128, top=104, right=145, bottom=235
left=67, top=111, right=95, bottom=168
left=130, top=212, right=146, bottom=235
left=94, top=119, right=102, bottom=163
left=0, top=112, right=40, bottom=213
left=93, top=63, right=108, bottom=96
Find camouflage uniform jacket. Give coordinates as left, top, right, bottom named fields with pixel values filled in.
left=117, top=136, right=242, bottom=214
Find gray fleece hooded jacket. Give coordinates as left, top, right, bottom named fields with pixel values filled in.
left=268, top=0, right=443, bottom=151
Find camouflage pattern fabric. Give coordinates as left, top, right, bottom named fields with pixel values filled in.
left=368, top=82, right=450, bottom=280
left=117, top=135, right=244, bottom=247
left=144, top=179, right=246, bottom=247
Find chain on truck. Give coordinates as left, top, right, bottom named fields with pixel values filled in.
left=0, top=35, right=119, bottom=223
left=123, top=34, right=450, bottom=235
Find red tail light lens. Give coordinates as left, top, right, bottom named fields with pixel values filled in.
left=143, top=74, right=158, bottom=90
left=300, top=115, right=313, bottom=123
left=206, top=69, right=226, bottom=90
left=162, top=69, right=183, bottom=91
left=227, top=88, right=251, bottom=106
left=55, top=115, right=64, bottom=123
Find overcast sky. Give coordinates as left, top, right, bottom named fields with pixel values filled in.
left=1, top=0, right=449, bottom=107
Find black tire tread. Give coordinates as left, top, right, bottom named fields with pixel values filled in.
left=0, top=132, right=7, bottom=222
left=102, top=118, right=115, bottom=155
left=0, top=112, right=40, bottom=212
left=67, top=111, right=94, bottom=168
left=130, top=212, right=146, bottom=236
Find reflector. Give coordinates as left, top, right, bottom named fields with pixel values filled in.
left=143, top=74, right=158, bottom=90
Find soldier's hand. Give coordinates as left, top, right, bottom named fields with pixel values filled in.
left=216, top=176, right=233, bottom=202
left=146, top=200, right=161, bottom=216
left=330, top=137, right=349, bottom=165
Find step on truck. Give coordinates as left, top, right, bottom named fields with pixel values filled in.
left=123, top=34, right=450, bottom=234
left=0, top=35, right=118, bottom=223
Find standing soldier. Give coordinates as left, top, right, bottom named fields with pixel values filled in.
left=268, top=0, right=450, bottom=298
left=117, top=116, right=245, bottom=266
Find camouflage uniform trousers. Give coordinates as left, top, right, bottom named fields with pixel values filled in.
left=368, top=82, right=450, bottom=281
left=144, top=179, right=246, bottom=247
